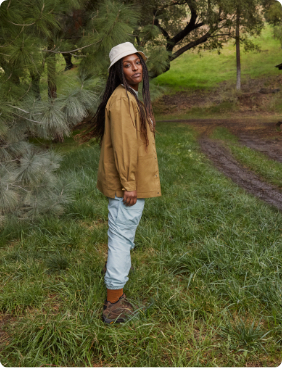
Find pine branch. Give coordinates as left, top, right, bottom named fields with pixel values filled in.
left=8, top=21, right=36, bottom=26
left=43, top=39, right=103, bottom=54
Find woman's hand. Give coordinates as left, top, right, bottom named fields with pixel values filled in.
left=123, top=190, right=137, bottom=206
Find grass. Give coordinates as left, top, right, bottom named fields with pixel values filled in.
left=1, top=123, right=282, bottom=366
left=154, top=25, right=282, bottom=90
left=2, top=23, right=282, bottom=366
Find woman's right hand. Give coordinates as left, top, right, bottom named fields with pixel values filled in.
left=123, top=190, right=137, bottom=206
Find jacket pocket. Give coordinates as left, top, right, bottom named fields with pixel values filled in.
left=104, top=162, right=121, bottom=190
left=137, top=155, right=158, bottom=193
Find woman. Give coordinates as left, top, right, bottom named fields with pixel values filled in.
left=92, top=42, right=161, bottom=324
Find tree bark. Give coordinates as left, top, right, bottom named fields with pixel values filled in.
left=63, top=53, right=73, bottom=71
left=46, top=39, right=64, bottom=142
left=236, top=8, right=241, bottom=91
left=47, top=39, right=57, bottom=99
left=31, top=73, right=41, bottom=100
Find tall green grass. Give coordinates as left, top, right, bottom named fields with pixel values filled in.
left=0, top=123, right=282, bottom=366
left=154, top=25, right=282, bottom=90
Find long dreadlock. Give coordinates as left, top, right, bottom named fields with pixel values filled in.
left=90, top=53, right=155, bottom=146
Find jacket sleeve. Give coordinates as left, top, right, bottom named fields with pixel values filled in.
left=109, top=96, right=138, bottom=192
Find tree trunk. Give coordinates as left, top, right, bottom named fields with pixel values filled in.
left=31, top=73, right=41, bottom=100
left=47, top=39, right=57, bottom=99
left=63, top=53, right=73, bottom=71
left=236, top=8, right=241, bottom=91
left=46, top=38, right=64, bottom=142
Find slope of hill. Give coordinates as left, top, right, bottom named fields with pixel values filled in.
left=154, top=25, right=282, bottom=90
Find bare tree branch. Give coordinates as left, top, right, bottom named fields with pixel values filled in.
left=155, top=0, right=186, bottom=16
left=167, top=0, right=198, bottom=50
left=171, top=30, right=211, bottom=60
left=8, top=21, right=36, bottom=26
left=153, top=17, right=171, bottom=42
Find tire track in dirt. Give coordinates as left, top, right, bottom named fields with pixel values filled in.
left=199, top=137, right=282, bottom=211
left=158, top=118, right=282, bottom=210
left=238, top=135, right=282, bottom=163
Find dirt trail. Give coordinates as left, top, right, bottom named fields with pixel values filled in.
left=158, top=117, right=282, bottom=211
left=160, top=118, right=282, bottom=162
left=238, top=135, right=282, bottom=163
left=199, top=138, right=282, bottom=211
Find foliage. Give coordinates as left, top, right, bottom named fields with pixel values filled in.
left=265, top=0, right=282, bottom=47
left=264, top=0, right=282, bottom=26
left=0, top=0, right=139, bottom=225
left=128, top=0, right=267, bottom=77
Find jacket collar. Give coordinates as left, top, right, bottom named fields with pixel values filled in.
left=120, top=84, right=138, bottom=98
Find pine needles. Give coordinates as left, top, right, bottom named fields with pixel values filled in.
left=0, top=0, right=139, bottom=225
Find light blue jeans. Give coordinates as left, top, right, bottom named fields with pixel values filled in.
left=105, top=196, right=145, bottom=290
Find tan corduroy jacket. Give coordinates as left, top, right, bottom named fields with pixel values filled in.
left=97, top=85, right=161, bottom=199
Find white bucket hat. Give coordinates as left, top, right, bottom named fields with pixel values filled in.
left=109, top=42, right=147, bottom=70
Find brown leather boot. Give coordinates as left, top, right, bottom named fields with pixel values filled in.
left=103, top=294, right=135, bottom=324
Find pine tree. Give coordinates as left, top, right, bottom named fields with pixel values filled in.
left=0, top=0, right=138, bottom=226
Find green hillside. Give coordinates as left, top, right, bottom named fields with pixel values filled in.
left=154, top=25, right=282, bottom=90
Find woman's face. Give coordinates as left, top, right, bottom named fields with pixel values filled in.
left=122, top=53, right=143, bottom=91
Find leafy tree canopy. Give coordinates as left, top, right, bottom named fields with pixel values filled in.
left=127, top=0, right=265, bottom=77
left=264, top=0, right=282, bottom=48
